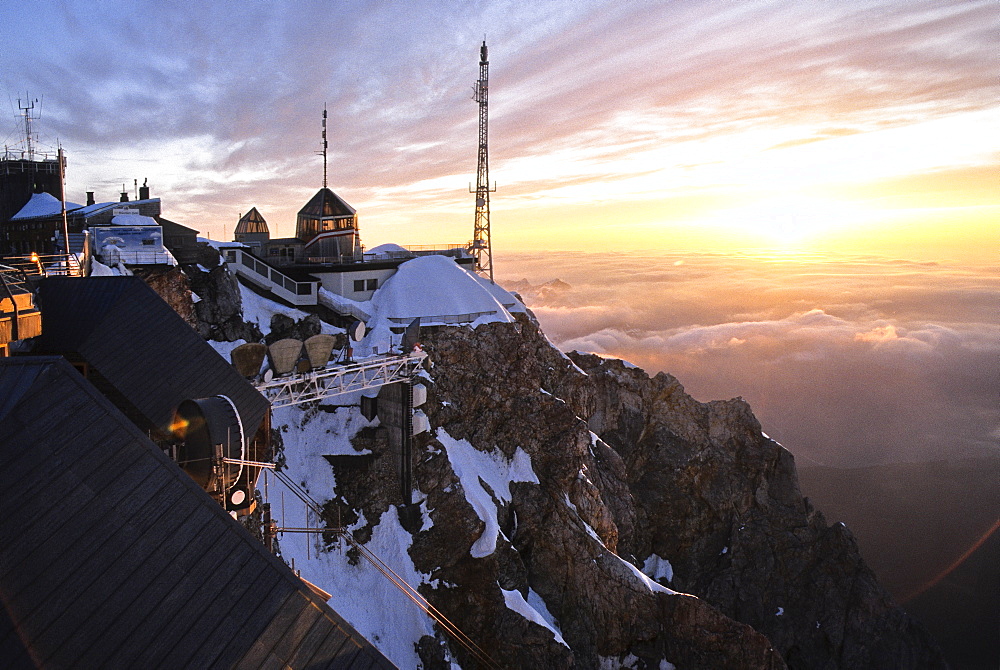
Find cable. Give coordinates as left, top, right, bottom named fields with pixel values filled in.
left=270, top=469, right=501, bottom=669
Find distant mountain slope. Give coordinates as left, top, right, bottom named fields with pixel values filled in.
left=799, top=458, right=1000, bottom=669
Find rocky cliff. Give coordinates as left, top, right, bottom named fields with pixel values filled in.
left=153, top=260, right=945, bottom=669
left=259, top=306, right=946, bottom=669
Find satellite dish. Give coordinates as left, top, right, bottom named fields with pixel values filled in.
left=348, top=320, right=366, bottom=342
left=231, top=489, right=246, bottom=505
left=172, top=396, right=244, bottom=492
left=263, top=368, right=274, bottom=383
left=401, top=317, right=421, bottom=353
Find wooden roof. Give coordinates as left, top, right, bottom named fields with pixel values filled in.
left=0, top=356, right=395, bottom=670
left=33, top=276, right=269, bottom=438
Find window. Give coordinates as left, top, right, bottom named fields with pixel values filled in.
left=268, top=248, right=278, bottom=256
left=141, top=239, right=154, bottom=246
left=366, top=278, right=377, bottom=291
left=354, top=279, right=365, bottom=292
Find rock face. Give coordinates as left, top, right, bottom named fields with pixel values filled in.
left=304, top=313, right=945, bottom=669
left=558, top=351, right=947, bottom=670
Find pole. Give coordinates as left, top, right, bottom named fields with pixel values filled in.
left=58, top=147, right=71, bottom=274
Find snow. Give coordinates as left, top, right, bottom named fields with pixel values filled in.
left=318, top=287, right=372, bottom=321
left=89, top=257, right=132, bottom=276
left=367, top=243, right=408, bottom=255
left=265, top=397, right=437, bottom=669
left=436, top=427, right=539, bottom=558
left=472, top=273, right=526, bottom=312
left=642, top=554, right=674, bottom=584
left=239, top=282, right=332, bottom=336
left=111, top=213, right=158, bottom=226
left=618, top=555, right=678, bottom=596
left=501, top=588, right=569, bottom=647
left=207, top=338, right=247, bottom=364
left=11, top=192, right=81, bottom=219
left=368, top=255, right=514, bottom=328
left=775, top=606, right=785, bottom=616
left=201, top=237, right=246, bottom=249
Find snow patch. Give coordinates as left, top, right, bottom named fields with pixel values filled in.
left=207, top=339, right=247, bottom=363
left=501, top=588, right=569, bottom=648
left=618, top=555, right=678, bottom=595
left=239, top=282, right=310, bottom=335
left=642, top=554, right=674, bottom=584
left=436, top=428, right=539, bottom=558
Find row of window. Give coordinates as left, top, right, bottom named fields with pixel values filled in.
left=354, top=278, right=377, bottom=292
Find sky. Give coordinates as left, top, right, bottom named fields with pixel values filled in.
left=2, top=1, right=997, bottom=466
left=1, top=0, right=997, bottom=262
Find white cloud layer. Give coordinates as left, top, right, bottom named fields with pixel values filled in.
left=501, top=251, right=1000, bottom=467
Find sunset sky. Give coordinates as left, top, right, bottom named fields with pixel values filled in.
left=2, top=1, right=998, bottom=467
left=1, top=0, right=997, bottom=263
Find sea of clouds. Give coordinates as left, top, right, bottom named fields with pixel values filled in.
left=500, top=251, right=1000, bottom=467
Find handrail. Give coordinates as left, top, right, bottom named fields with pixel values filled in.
left=3, top=254, right=81, bottom=277
left=224, top=248, right=319, bottom=305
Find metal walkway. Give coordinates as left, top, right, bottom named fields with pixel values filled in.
left=254, top=351, right=426, bottom=408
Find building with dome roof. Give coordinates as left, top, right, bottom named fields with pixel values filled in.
left=296, top=188, right=361, bottom=262
left=234, top=207, right=270, bottom=254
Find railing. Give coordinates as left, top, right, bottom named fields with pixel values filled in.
left=2, top=253, right=81, bottom=277
left=305, top=244, right=469, bottom=266
left=386, top=312, right=493, bottom=325
left=255, top=351, right=427, bottom=408
left=0, top=264, right=43, bottom=343
left=96, top=250, right=174, bottom=266
left=224, top=248, right=319, bottom=306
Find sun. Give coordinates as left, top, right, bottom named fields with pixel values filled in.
left=726, top=195, right=868, bottom=247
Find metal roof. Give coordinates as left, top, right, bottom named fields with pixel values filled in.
left=33, top=276, right=269, bottom=438
left=298, top=188, right=356, bottom=218
left=236, top=207, right=269, bottom=234
left=0, top=356, right=395, bottom=670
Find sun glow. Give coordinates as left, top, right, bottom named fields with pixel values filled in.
left=707, top=195, right=871, bottom=246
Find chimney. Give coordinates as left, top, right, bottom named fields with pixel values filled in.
left=120, top=191, right=129, bottom=202
left=86, top=191, right=95, bottom=206
left=138, top=178, right=149, bottom=201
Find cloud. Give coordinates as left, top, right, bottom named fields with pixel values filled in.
left=502, top=251, right=1000, bottom=467
left=1, top=1, right=997, bottom=240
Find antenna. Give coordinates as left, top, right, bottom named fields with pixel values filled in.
left=17, top=95, right=40, bottom=161
left=469, top=41, right=496, bottom=282
left=320, top=105, right=329, bottom=189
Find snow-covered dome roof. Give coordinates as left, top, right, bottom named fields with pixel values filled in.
left=370, top=255, right=514, bottom=326
left=368, top=243, right=408, bottom=254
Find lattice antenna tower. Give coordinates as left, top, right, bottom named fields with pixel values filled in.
left=470, top=41, right=496, bottom=282
left=18, top=96, right=41, bottom=161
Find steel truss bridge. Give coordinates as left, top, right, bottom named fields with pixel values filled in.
left=254, top=351, right=426, bottom=408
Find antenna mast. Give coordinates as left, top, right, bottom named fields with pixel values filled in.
left=321, top=105, right=328, bottom=189
left=470, top=41, right=495, bottom=282
left=18, top=96, right=40, bottom=161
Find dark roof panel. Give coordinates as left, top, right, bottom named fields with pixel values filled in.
left=0, top=357, right=395, bottom=670
left=299, top=188, right=356, bottom=218
left=34, top=276, right=269, bottom=436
